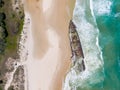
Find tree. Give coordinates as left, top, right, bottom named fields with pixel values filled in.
left=0, top=26, right=7, bottom=54
left=0, top=26, right=7, bottom=39
left=0, top=12, right=6, bottom=22
left=0, top=0, right=4, bottom=7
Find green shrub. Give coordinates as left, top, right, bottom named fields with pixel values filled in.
left=0, top=0, right=4, bottom=7
left=0, top=12, right=6, bottom=22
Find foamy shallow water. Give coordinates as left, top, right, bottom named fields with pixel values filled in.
left=64, top=0, right=120, bottom=90
left=64, top=0, right=104, bottom=89
left=93, top=0, right=112, bottom=16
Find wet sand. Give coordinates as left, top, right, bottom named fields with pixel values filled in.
left=24, top=0, right=75, bottom=90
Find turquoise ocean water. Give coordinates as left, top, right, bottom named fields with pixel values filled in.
left=93, top=0, right=120, bottom=90
left=64, top=0, right=120, bottom=90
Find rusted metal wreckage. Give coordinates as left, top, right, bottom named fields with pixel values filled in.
left=69, top=20, right=85, bottom=72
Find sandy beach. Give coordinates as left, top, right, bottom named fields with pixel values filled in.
left=24, top=0, right=75, bottom=90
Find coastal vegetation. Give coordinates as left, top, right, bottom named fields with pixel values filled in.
left=8, top=86, right=14, bottom=90
left=0, top=0, right=24, bottom=89
left=0, top=87, right=2, bottom=90
left=0, top=12, right=7, bottom=54
left=0, top=0, right=4, bottom=7
left=0, top=0, right=24, bottom=59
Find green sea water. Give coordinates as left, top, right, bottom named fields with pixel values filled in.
left=81, top=0, right=120, bottom=90
left=95, top=0, right=120, bottom=90
left=73, top=0, right=120, bottom=90
left=64, top=0, right=120, bottom=90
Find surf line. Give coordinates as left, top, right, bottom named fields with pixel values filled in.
left=69, top=20, right=85, bottom=72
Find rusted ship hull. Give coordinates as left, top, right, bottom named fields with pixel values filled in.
left=69, top=20, right=85, bottom=72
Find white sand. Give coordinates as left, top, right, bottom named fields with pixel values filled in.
left=26, top=27, right=61, bottom=90
left=42, top=0, right=53, bottom=13
left=23, top=0, right=75, bottom=90
left=23, top=12, right=62, bottom=90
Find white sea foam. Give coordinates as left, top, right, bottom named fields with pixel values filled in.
left=114, top=13, right=120, bottom=18
left=90, top=0, right=96, bottom=20
left=92, top=0, right=112, bottom=16
left=63, top=0, right=104, bottom=89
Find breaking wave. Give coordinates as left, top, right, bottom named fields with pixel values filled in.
left=63, top=0, right=104, bottom=90
left=92, top=0, right=112, bottom=16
